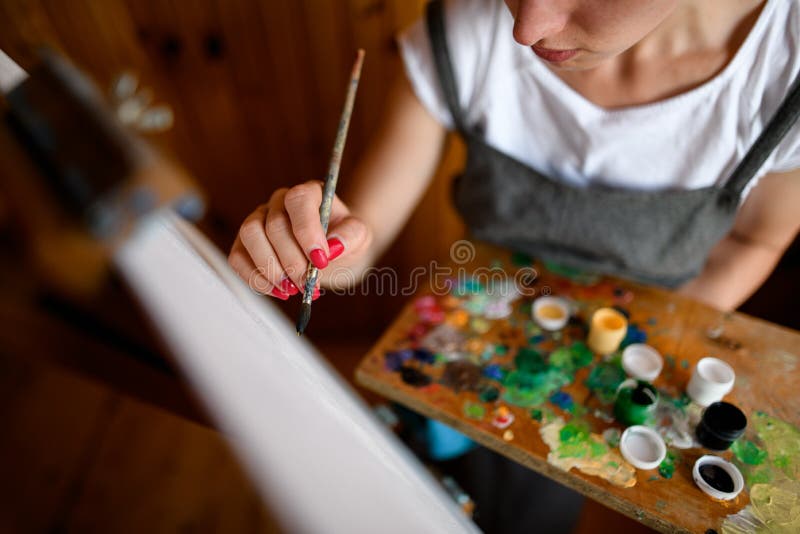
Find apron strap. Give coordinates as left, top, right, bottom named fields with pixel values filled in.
left=426, top=0, right=467, bottom=132
left=723, top=69, right=800, bottom=201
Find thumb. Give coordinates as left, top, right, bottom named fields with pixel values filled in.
left=325, top=215, right=371, bottom=262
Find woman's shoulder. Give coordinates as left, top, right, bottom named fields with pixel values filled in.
left=748, top=0, right=800, bottom=174
left=753, top=0, right=800, bottom=77
left=397, top=0, right=508, bottom=129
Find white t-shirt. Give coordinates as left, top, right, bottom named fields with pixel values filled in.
left=399, top=0, right=800, bottom=199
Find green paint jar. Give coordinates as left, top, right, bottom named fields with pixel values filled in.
left=614, top=380, right=658, bottom=426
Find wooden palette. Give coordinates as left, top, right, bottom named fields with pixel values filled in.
left=356, top=243, right=800, bottom=534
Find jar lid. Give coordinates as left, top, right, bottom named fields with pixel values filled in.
left=531, top=296, right=570, bottom=331
left=692, top=455, right=744, bottom=500
left=622, top=344, right=663, bottom=382
left=619, top=425, right=666, bottom=470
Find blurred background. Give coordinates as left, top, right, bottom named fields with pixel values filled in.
left=0, top=0, right=797, bottom=532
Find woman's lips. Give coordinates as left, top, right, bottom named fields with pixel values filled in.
left=531, top=45, right=579, bottom=63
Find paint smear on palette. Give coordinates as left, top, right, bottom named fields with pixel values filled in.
left=723, top=412, right=800, bottom=533
left=585, top=361, right=627, bottom=404
left=440, top=361, right=483, bottom=393
left=539, top=418, right=637, bottom=488
left=722, top=480, right=800, bottom=534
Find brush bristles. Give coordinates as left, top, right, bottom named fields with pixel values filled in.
left=296, top=303, right=311, bottom=335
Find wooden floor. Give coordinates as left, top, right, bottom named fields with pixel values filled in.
left=0, top=350, right=280, bottom=533
left=0, top=337, right=657, bottom=534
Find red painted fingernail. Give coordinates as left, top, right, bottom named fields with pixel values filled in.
left=280, top=277, right=299, bottom=295
left=312, top=287, right=321, bottom=301
left=271, top=287, right=290, bottom=300
left=327, top=238, right=344, bottom=261
left=309, top=248, right=329, bottom=269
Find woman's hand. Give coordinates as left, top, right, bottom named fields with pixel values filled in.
left=228, top=180, right=372, bottom=299
left=228, top=70, right=447, bottom=300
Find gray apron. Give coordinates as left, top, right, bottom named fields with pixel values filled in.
left=427, top=0, right=800, bottom=287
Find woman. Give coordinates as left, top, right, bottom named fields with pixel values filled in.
left=229, top=2, right=800, bottom=530
left=229, top=0, right=800, bottom=312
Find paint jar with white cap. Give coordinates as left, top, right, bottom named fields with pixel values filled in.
left=531, top=296, right=570, bottom=331
left=622, top=344, right=663, bottom=382
left=619, top=425, right=667, bottom=471
left=686, top=357, right=735, bottom=406
left=692, top=455, right=744, bottom=500
left=614, top=379, right=659, bottom=426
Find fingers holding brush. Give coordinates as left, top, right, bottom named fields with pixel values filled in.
left=283, top=180, right=332, bottom=269
left=236, top=202, right=300, bottom=297
left=284, top=180, right=365, bottom=266
left=228, top=184, right=364, bottom=299
left=228, top=237, right=292, bottom=300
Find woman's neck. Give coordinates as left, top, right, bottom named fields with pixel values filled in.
left=553, top=0, right=767, bottom=109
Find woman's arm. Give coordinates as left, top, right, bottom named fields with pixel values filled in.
left=678, top=169, right=800, bottom=310
left=344, top=69, right=448, bottom=271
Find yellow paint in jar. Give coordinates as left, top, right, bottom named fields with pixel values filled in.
left=537, top=305, right=566, bottom=320
left=587, top=307, right=628, bottom=355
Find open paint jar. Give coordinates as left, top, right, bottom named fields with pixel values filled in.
left=614, top=379, right=659, bottom=426
left=687, top=357, right=735, bottom=407
left=587, top=307, right=627, bottom=354
left=622, top=344, right=663, bottom=382
left=692, top=455, right=744, bottom=500
left=696, top=401, right=747, bottom=451
left=532, top=296, right=570, bottom=331
left=620, top=425, right=667, bottom=470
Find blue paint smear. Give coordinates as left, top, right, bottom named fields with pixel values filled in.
left=528, top=334, right=545, bottom=345
left=385, top=349, right=413, bottom=371
left=483, top=364, right=505, bottom=381
left=621, top=323, right=647, bottom=348
left=413, top=348, right=436, bottom=364
left=550, top=390, right=574, bottom=411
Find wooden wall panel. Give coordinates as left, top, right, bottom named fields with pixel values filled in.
left=0, top=0, right=466, bottom=340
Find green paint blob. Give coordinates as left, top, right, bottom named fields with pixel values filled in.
left=464, top=402, right=485, bottom=420
left=502, top=369, right=570, bottom=407
left=554, top=422, right=609, bottom=459
left=732, top=439, right=767, bottom=466
left=730, top=411, right=800, bottom=490
left=531, top=409, right=543, bottom=422
left=550, top=342, right=594, bottom=375
left=515, top=348, right=547, bottom=374
left=658, top=451, right=678, bottom=479
left=570, top=342, right=594, bottom=368
left=585, top=362, right=626, bottom=403
left=495, top=345, right=508, bottom=355
left=680, top=359, right=689, bottom=369
left=549, top=347, right=573, bottom=369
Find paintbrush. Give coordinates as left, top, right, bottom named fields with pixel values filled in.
left=297, top=48, right=365, bottom=335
